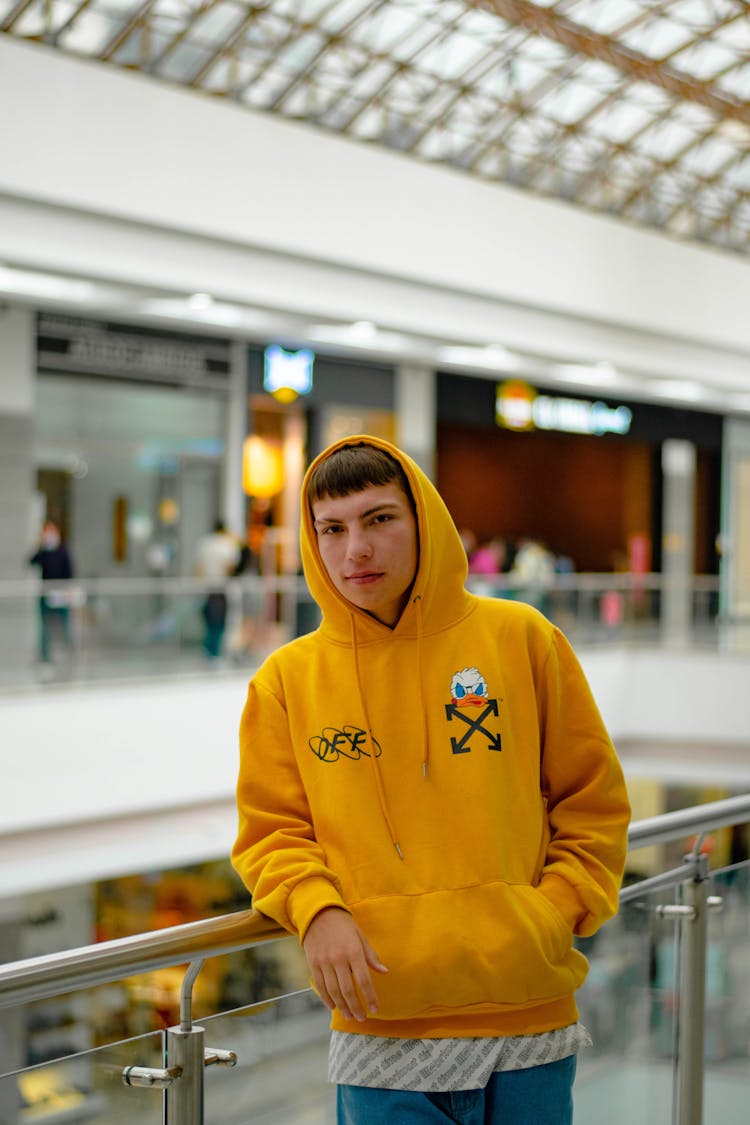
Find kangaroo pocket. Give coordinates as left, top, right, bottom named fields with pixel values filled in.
left=351, top=881, right=587, bottom=1021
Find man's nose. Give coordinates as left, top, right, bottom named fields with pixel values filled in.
left=346, top=529, right=372, bottom=560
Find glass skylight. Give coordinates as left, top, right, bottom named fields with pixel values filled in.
left=3, top=0, right=749, bottom=252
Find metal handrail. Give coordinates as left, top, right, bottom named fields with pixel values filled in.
left=0, top=794, right=748, bottom=1012
left=627, top=792, right=750, bottom=850
left=0, top=908, right=286, bottom=1010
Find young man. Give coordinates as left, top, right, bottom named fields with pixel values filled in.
left=232, top=436, right=630, bottom=1125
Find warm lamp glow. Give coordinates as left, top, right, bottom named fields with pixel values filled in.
left=242, top=436, right=284, bottom=498
left=158, top=497, right=179, bottom=524
left=270, top=385, right=300, bottom=404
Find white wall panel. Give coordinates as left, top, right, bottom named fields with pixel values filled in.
left=1, top=653, right=748, bottom=897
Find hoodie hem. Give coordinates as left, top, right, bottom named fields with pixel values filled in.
left=330, top=995, right=579, bottom=1038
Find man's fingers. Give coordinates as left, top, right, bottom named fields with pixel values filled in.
left=351, top=957, right=380, bottom=1016
left=310, top=966, right=336, bottom=1014
left=302, top=909, right=385, bottom=1021
left=322, top=963, right=359, bottom=1021
left=361, top=935, right=389, bottom=975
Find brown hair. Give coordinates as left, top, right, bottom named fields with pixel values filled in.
left=307, top=443, right=414, bottom=510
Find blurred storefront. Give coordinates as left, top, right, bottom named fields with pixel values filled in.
left=243, top=344, right=397, bottom=576
left=34, top=314, right=233, bottom=580
left=436, top=371, right=723, bottom=577
left=28, top=317, right=728, bottom=587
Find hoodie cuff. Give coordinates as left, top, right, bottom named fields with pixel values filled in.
left=287, top=877, right=350, bottom=941
left=538, top=873, right=587, bottom=933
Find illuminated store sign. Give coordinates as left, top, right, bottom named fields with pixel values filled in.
left=496, top=381, right=632, bottom=436
left=264, top=345, right=314, bottom=402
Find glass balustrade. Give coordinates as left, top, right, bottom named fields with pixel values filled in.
left=0, top=1029, right=165, bottom=1124
left=0, top=576, right=321, bottom=689
left=0, top=572, right=742, bottom=690
left=574, top=881, right=683, bottom=1125
left=202, top=990, right=334, bottom=1125
left=0, top=802, right=748, bottom=1124
left=703, top=861, right=750, bottom=1125
left=5, top=872, right=746, bottom=1125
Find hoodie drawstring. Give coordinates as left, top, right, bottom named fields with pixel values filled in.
left=413, top=594, right=429, bottom=779
left=350, top=612, right=405, bottom=861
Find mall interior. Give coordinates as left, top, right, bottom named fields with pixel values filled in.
left=1, top=4, right=750, bottom=1123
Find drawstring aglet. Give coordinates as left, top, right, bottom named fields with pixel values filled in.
left=422, top=761, right=427, bottom=779
left=395, top=842, right=404, bottom=861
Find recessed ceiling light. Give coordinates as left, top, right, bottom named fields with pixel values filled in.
left=438, top=343, right=517, bottom=369
left=349, top=320, right=377, bottom=340
left=649, top=379, right=706, bottom=402
left=136, top=297, right=271, bottom=330
left=0, top=265, right=100, bottom=302
left=552, top=361, right=620, bottom=386
left=307, top=321, right=411, bottom=352
left=187, top=292, right=214, bottom=310
left=482, top=344, right=514, bottom=365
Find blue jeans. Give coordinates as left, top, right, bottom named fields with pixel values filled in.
left=337, top=1055, right=576, bottom=1125
left=39, top=601, right=71, bottom=663
left=201, top=593, right=227, bottom=659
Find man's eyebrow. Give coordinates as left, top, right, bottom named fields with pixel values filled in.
left=313, top=502, right=401, bottom=525
left=359, top=502, right=401, bottom=518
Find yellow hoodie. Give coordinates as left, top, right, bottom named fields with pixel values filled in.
left=232, top=435, right=630, bottom=1038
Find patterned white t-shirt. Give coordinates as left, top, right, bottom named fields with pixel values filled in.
left=329, top=1024, right=591, bottom=1092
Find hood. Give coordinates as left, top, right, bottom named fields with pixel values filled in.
left=300, top=434, right=472, bottom=642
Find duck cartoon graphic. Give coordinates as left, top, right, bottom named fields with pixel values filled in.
left=446, top=667, right=501, bottom=753
left=450, top=667, right=489, bottom=707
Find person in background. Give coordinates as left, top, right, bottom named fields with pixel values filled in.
left=232, top=436, right=630, bottom=1125
left=29, top=518, right=74, bottom=664
left=225, top=534, right=264, bottom=663
left=510, top=537, right=557, bottom=614
left=458, top=527, right=477, bottom=559
left=195, top=519, right=240, bottom=660
left=468, top=536, right=507, bottom=577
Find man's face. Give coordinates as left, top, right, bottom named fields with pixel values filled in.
left=311, top=482, right=418, bottom=628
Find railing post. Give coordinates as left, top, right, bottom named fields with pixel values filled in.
left=164, top=958, right=205, bottom=1124
left=122, top=957, right=235, bottom=1119
left=165, top=1025, right=205, bottom=1125
left=676, top=860, right=708, bottom=1125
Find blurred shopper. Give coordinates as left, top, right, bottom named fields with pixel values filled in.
left=511, top=537, right=557, bottom=614
left=458, top=527, right=477, bottom=559
left=468, top=536, right=506, bottom=577
left=195, top=520, right=239, bottom=660
left=233, top=436, right=630, bottom=1125
left=226, top=535, right=263, bottom=663
left=29, top=518, right=74, bottom=664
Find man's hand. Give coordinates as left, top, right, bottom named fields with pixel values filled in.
left=302, top=906, right=388, bottom=1022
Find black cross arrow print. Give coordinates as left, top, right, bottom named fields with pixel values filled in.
left=444, top=700, right=502, bottom=755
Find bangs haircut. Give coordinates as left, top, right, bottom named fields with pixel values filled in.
left=307, top=443, right=414, bottom=511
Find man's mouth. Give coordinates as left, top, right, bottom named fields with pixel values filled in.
left=346, top=571, right=383, bottom=585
